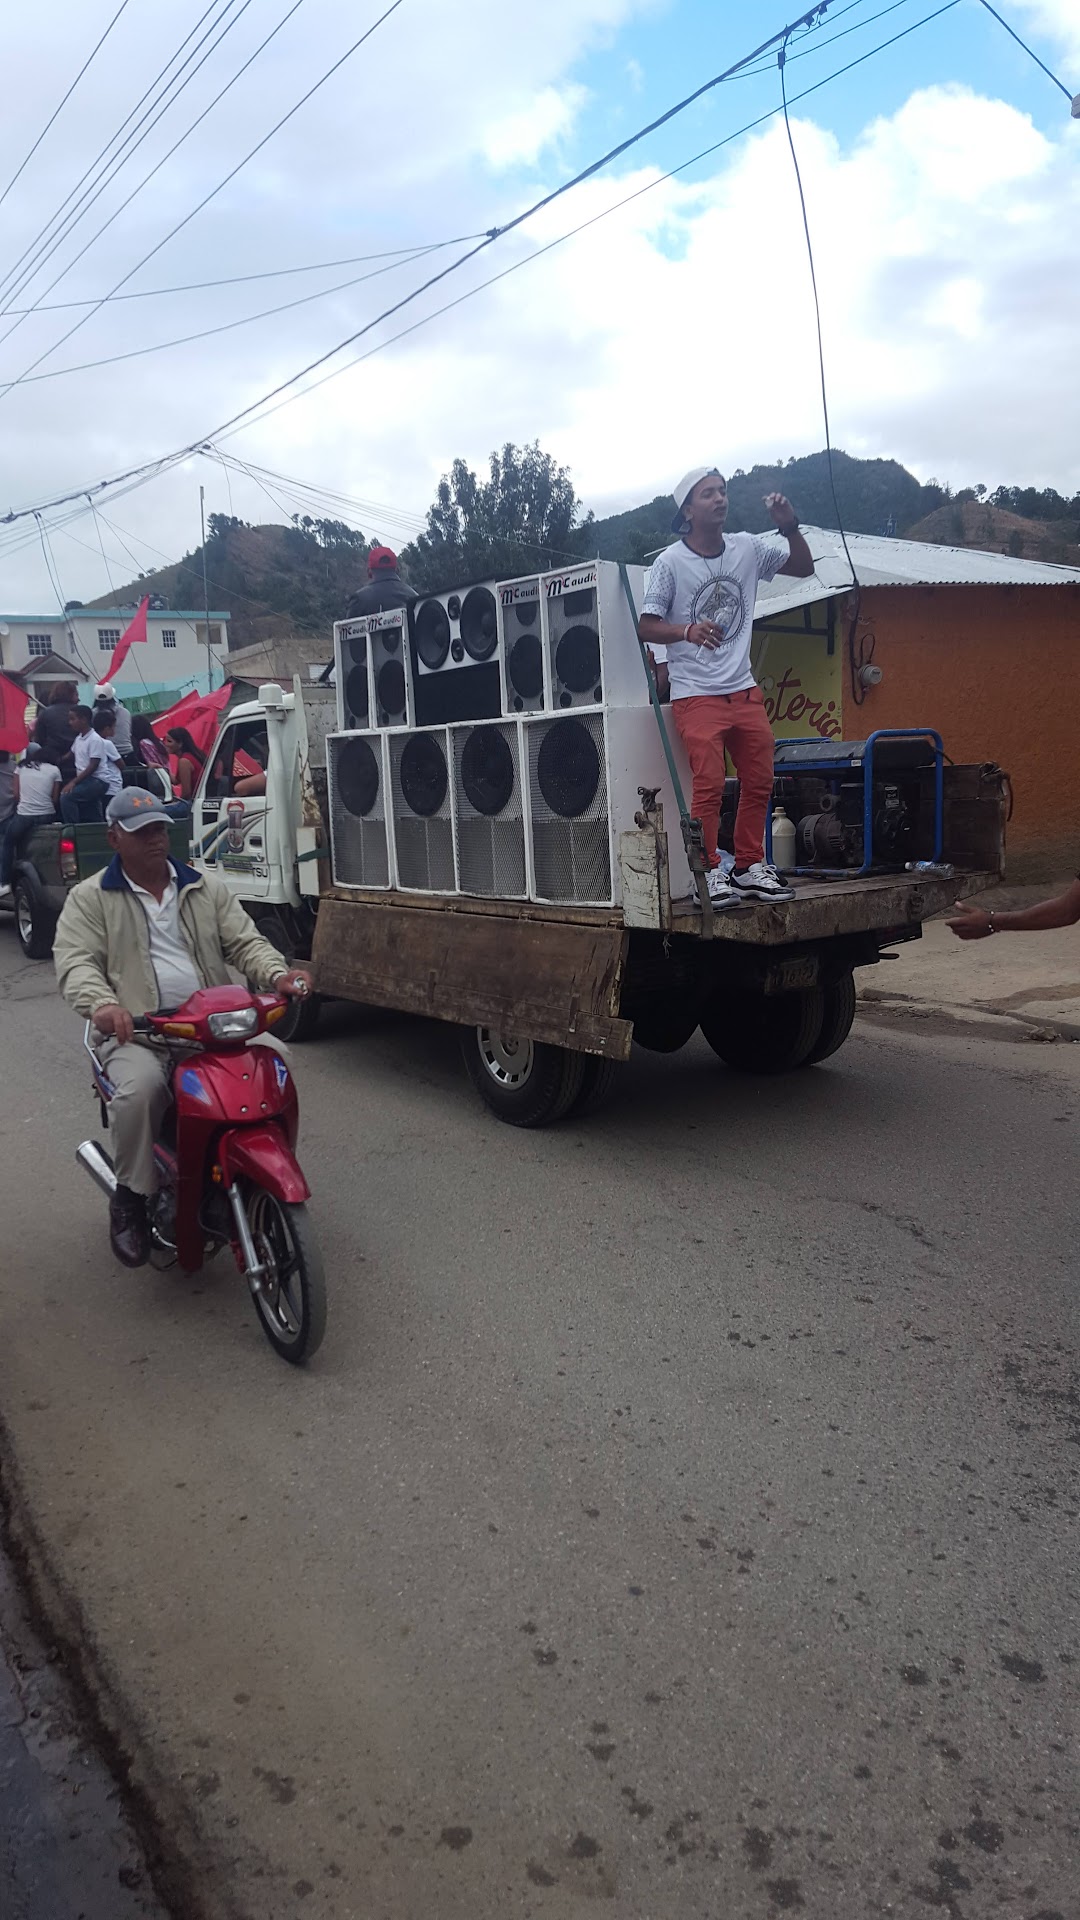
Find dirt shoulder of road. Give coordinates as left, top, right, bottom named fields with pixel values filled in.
left=859, top=884, right=1080, bottom=1045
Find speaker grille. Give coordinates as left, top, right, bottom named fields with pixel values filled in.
left=546, top=569, right=602, bottom=709
left=526, top=713, right=611, bottom=904
left=451, top=722, right=526, bottom=898
left=372, top=615, right=409, bottom=726
left=390, top=730, right=455, bottom=891
left=328, top=733, right=390, bottom=888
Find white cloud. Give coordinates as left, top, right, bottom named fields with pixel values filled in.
left=481, top=86, right=589, bottom=169
left=1009, top=1, right=1080, bottom=78
left=0, top=11, right=1077, bottom=606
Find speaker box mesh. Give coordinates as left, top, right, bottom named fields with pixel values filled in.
left=526, top=712, right=611, bottom=904
left=372, top=616, right=409, bottom=727
left=328, top=733, right=390, bottom=888
left=390, top=730, right=455, bottom=891
left=451, top=722, right=526, bottom=898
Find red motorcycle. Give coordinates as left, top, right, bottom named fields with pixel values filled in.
left=76, top=985, right=327, bottom=1365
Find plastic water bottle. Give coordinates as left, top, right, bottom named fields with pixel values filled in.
left=771, top=806, right=797, bottom=871
left=905, top=861, right=954, bottom=877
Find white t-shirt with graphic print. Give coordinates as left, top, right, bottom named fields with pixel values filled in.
left=641, top=532, right=789, bottom=700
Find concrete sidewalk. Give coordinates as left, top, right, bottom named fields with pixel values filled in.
left=859, top=883, right=1080, bottom=1042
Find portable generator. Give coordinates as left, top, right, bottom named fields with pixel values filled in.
left=766, top=730, right=944, bottom=876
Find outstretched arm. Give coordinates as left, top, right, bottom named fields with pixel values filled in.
left=766, top=493, right=815, bottom=578
left=947, top=879, right=1080, bottom=940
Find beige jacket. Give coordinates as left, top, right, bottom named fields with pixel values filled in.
left=54, top=853, right=288, bottom=1020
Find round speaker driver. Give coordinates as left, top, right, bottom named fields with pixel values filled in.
left=399, top=733, right=448, bottom=817
left=376, top=659, right=406, bottom=718
left=536, top=717, right=601, bottom=818
left=336, top=736, right=380, bottom=817
left=508, top=633, right=543, bottom=701
left=460, top=586, right=498, bottom=660
left=414, top=599, right=451, bottom=670
left=348, top=633, right=368, bottom=665
left=344, top=664, right=369, bottom=723
left=555, top=624, right=601, bottom=695
left=461, top=726, right=514, bottom=816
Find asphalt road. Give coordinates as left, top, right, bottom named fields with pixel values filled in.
left=0, top=926, right=1076, bottom=1920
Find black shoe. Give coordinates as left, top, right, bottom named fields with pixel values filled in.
left=110, top=1186, right=149, bottom=1268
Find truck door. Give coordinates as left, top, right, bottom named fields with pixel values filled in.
left=193, top=718, right=273, bottom=903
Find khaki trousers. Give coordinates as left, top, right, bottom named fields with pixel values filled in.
left=97, top=1037, right=172, bottom=1196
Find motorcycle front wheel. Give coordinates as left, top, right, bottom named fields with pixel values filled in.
left=244, top=1187, right=327, bottom=1365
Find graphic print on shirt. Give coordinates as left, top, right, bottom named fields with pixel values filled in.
left=689, top=572, right=747, bottom=649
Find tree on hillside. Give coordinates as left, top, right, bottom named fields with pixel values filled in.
left=400, top=442, right=589, bottom=592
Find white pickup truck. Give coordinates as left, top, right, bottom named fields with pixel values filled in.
left=175, top=679, right=1006, bottom=1125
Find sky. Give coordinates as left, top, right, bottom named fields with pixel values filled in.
left=0, top=0, right=1076, bottom=610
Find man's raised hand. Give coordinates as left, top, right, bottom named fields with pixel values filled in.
left=765, top=491, right=798, bottom=535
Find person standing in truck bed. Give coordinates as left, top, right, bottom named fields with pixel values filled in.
left=639, top=466, right=815, bottom=908
left=344, top=545, right=418, bottom=619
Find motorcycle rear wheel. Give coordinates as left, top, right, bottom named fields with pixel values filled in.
left=245, top=1188, right=327, bottom=1364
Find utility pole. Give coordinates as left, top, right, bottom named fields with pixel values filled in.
left=199, top=484, right=213, bottom=693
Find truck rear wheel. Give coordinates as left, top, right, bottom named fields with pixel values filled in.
left=699, top=986, right=825, bottom=1075
left=462, top=1026, right=586, bottom=1128
left=803, top=971, right=857, bottom=1066
left=569, top=1056, right=622, bottom=1118
left=13, top=871, right=58, bottom=960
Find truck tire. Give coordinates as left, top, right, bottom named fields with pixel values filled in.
left=13, top=871, right=58, bottom=960
left=699, top=986, right=825, bottom=1075
left=630, top=1001, right=705, bottom=1054
left=802, top=971, right=857, bottom=1066
left=462, top=1026, right=587, bottom=1128
left=569, top=1056, right=622, bottom=1118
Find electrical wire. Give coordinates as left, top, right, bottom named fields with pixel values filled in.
left=0, top=0, right=135, bottom=213
left=0, top=0, right=246, bottom=315
left=778, top=32, right=865, bottom=702
left=0, top=0, right=405, bottom=395
left=0, top=0, right=291, bottom=349
left=735, top=0, right=926, bottom=76
left=0, top=0, right=957, bottom=529
left=976, top=0, right=1073, bottom=101
left=34, top=511, right=98, bottom=679
left=215, top=0, right=963, bottom=448
left=0, top=236, right=490, bottom=313
left=10, top=242, right=460, bottom=385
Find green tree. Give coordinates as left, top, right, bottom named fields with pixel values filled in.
left=401, top=442, right=589, bottom=592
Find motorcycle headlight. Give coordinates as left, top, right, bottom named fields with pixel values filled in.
left=207, top=1007, right=259, bottom=1040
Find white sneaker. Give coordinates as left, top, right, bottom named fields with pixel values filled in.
left=706, top=866, right=739, bottom=909
left=730, top=861, right=795, bottom=901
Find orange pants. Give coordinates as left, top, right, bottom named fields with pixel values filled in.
left=672, top=687, right=776, bottom=870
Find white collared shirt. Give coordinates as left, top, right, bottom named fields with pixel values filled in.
left=128, top=874, right=202, bottom=1009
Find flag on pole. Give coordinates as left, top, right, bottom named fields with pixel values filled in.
left=108, top=595, right=150, bottom=678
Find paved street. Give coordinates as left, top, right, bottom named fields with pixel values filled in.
left=0, top=925, right=1076, bottom=1920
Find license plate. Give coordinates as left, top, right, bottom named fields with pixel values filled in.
left=764, top=954, right=820, bottom=994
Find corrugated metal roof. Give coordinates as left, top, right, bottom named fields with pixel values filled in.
left=754, top=527, right=1080, bottom=621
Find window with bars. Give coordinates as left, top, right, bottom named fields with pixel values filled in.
left=26, top=634, right=52, bottom=657
left=162, top=629, right=177, bottom=649
left=98, top=628, right=120, bottom=651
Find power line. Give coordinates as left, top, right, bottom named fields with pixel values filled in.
left=0, top=0, right=135, bottom=212
left=0, top=0, right=286, bottom=349
left=777, top=30, right=863, bottom=699
left=34, top=511, right=98, bottom=679
left=215, top=0, right=964, bottom=446
left=0, top=0, right=406, bottom=396
left=0, top=0, right=246, bottom=317
left=0, top=0, right=308, bottom=340
left=0, top=235, right=491, bottom=313
left=0, top=0, right=955, bottom=528
left=975, top=1, right=1073, bottom=102
left=10, top=242, right=458, bottom=385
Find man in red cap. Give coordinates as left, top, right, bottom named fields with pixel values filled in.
left=344, top=544, right=418, bottom=620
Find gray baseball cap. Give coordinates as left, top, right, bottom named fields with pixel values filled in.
left=106, top=787, right=174, bottom=831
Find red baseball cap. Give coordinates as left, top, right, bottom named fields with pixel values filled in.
left=367, top=545, right=398, bottom=572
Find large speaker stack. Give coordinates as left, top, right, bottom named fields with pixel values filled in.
left=327, top=560, right=692, bottom=907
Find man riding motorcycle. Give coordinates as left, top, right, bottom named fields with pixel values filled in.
left=54, top=789, right=313, bottom=1268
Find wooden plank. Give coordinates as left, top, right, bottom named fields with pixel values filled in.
left=313, top=897, right=633, bottom=1059
left=668, top=869, right=995, bottom=943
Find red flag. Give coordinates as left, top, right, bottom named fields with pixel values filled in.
left=108, top=595, right=150, bottom=677
left=0, top=671, right=32, bottom=752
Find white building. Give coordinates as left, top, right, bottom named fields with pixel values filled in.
left=0, top=607, right=230, bottom=710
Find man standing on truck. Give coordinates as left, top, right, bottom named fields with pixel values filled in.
left=639, top=467, right=815, bottom=908
left=53, top=788, right=314, bottom=1268
left=343, top=544, right=418, bottom=620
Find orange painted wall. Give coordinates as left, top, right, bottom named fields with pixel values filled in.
left=840, top=584, right=1080, bottom=880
